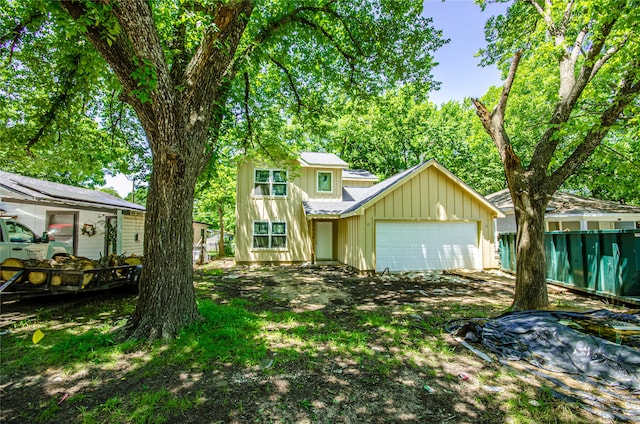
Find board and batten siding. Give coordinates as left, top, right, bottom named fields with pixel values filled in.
left=336, top=216, right=368, bottom=271
left=296, top=167, right=343, bottom=201
left=346, top=165, right=499, bottom=271
left=235, top=161, right=312, bottom=263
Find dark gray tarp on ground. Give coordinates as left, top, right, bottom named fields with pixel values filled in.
left=448, top=310, right=640, bottom=392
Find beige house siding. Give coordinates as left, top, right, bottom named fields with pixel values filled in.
left=337, top=216, right=368, bottom=270
left=342, top=179, right=375, bottom=188
left=298, top=167, right=343, bottom=201
left=353, top=166, right=498, bottom=271
left=236, top=161, right=311, bottom=264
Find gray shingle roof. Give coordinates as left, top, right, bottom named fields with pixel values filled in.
left=342, top=169, right=378, bottom=181
left=302, top=187, right=368, bottom=216
left=299, top=152, right=348, bottom=168
left=486, top=188, right=640, bottom=215
left=0, top=170, right=145, bottom=212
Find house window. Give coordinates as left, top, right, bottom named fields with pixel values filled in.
left=254, top=169, right=287, bottom=197
left=47, top=211, right=78, bottom=254
left=317, top=171, right=333, bottom=193
left=253, top=221, right=287, bottom=249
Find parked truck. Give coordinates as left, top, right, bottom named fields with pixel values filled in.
left=0, top=218, right=72, bottom=262
left=0, top=218, right=141, bottom=299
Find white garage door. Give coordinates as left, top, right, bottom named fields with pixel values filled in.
left=375, top=222, right=480, bottom=272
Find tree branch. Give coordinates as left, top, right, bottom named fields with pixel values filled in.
left=546, top=65, right=640, bottom=191
left=59, top=1, right=145, bottom=114
left=182, top=0, right=253, bottom=123
left=243, top=71, right=253, bottom=146
left=230, top=2, right=358, bottom=82
left=529, top=12, right=620, bottom=172
left=271, top=58, right=303, bottom=114
left=1, top=10, right=45, bottom=64
left=25, top=53, right=81, bottom=152
left=493, top=50, right=523, bottom=120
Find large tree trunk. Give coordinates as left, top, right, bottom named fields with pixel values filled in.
left=125, top=132, right=202, bottom=340
left=511, top=189, right=550, bottom=310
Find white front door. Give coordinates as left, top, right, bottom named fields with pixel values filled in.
left=315, top=221, right=333, bottom=260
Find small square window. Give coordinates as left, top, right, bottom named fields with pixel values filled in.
left=317, top=172, right=332, bottom=192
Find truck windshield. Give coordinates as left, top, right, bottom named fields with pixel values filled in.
left=7, top=221, right=37, bottom=243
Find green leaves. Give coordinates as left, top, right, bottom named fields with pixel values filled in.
left=131, top=57, right=158, bottom=104
left=0, top=1, right=145, bottom=185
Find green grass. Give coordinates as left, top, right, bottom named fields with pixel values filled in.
left=77, top=389, right=203, bottom=424
left=1, top=268, right=601, bottom=424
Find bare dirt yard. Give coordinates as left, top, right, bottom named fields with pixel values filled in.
left=1, top=261, right=637, bottom=423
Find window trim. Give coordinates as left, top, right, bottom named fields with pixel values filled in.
left=252, top=221, right=287, bottom=250
left=316, top=171, right=333, bottom=193
left=253, top=168, right=288, bottom=198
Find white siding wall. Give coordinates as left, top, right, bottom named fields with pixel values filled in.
left=1, top=201, right=144, bottom=259
left=121, top=214, right=145, bottom=256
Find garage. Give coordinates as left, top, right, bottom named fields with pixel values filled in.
left=375, top=221, right=481, bottom=272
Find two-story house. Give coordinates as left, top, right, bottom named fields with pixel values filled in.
left=235, top=152, right=503, bottom=272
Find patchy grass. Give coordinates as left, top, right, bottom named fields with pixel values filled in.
left=1, top=265, right=624, bottom=424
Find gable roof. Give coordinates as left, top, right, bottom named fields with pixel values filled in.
left=487, top=189, right=640, bottom=217
left=0, top=170, right=145, bottom=212
left=299, top=152, right=348, bottom=168
left=342, top=159, right=503, bottom=217
left=303, top=160, right=503, bottom=218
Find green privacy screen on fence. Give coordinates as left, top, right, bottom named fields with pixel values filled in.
left=499, top=230, right=640, bottom=298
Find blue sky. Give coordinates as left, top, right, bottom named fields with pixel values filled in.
left=106, top=1, right=508, bottom=196
left=423, top=0, right=508, bottom=104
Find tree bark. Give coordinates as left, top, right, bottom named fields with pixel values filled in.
left=510, top=187, right=550, bottom=310
left=125, top=135, right=201, bottom=340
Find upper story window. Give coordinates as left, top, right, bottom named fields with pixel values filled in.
left=254, top=169, right=287, bottom=197
left=317, top=171, right=333, bottom=193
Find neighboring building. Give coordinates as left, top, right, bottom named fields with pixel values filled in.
left=0, top=171, right=145, bottom=259
left=235, top=152, right=503, bottom=272
left=206, top=230, right=234, bottom=254
left=192, top=220, right=209, bottom=264
left=487, top=189, right=640, bottom=234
